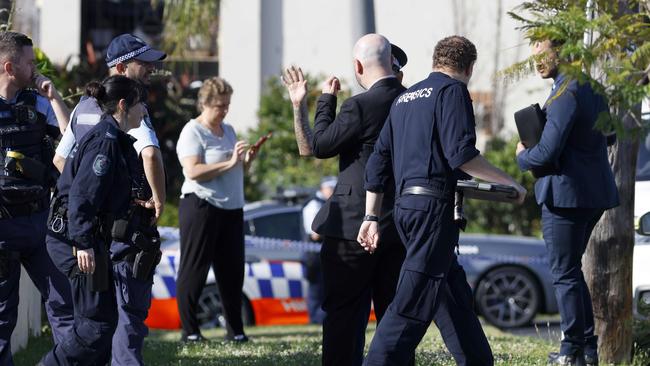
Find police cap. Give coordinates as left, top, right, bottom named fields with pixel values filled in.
left=390, top=43, right=408, bottom=73
left=105, top=34, right=167, bottom=68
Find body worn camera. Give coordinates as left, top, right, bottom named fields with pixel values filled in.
left=14, top=104, right=37, bottom=124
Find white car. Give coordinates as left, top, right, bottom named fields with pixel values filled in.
left=633, top=102, right=650, bottom=318
left=635, top=229, right=650, bottom=319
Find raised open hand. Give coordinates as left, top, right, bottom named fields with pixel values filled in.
left=281, top=66, right=308, bottom=107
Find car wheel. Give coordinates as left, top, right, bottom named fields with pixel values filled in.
left=475, top=266, right=540, bottom=328
left=196, top=284, right=255, bottom=329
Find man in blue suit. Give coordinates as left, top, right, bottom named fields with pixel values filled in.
left=516, top=39, right=619, bottom=366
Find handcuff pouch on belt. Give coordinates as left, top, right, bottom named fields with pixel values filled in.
left=47, top=194, right=69, bottom=241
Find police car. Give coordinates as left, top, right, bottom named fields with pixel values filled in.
left=144, top=200, right=650, bottom=330
left=146, top=200, right=316, bottom=329
left=147, top=199, right=558, bottom=329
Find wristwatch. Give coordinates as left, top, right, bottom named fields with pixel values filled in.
left=363, top=215, right=379, bottom=222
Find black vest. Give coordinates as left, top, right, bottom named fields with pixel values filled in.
left=0, top=90, right=58, bottom=205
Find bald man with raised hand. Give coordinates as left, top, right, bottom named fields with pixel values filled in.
left=282, top=34, right=409, bottom=366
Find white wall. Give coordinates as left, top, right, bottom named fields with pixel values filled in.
left=219, top=0, right=552, bottom=136
left=38, top=0, right=81, bottom=66
left=219, top=0, right=263, bottom=135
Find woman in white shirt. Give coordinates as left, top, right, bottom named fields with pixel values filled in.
left=175, top=77, right=256, bottom=342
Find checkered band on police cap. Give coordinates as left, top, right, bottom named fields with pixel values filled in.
left=105, top=34, right=166, bottom=67
left=106, top=45, right=151, bottom=67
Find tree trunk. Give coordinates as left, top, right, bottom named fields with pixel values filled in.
left=583, top=114, right=639, bottom=363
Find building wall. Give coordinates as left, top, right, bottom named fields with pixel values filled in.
left=219, top=0, right=262, bottom=134
left=219, top=0, right=552, bottom=136
left=38, top=0, right=81, bottom=66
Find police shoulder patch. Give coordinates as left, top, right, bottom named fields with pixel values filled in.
left=92, top=154, right=110, bottom=176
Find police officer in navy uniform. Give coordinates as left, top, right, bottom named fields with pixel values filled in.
left=282, top=34, right=408, bottom=366
left=358, top=36, right=527, bottom=366
left=53, top=34, right=166, bottom=366
left=0, top=31, right=74, bottom=366
left=40, top=76, right=146, bottom=365
left=515, top=39, right=618, bottom=366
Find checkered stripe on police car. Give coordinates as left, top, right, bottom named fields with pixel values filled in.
left=151, top=252, right=308, bottom=300
left=151, top=250, right=180, bottom=299
left=153, top=227, right=312, bottom=300
left=243, top=261, right=307, bottom=299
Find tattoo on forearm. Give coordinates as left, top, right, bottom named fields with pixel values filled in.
left=293, top=102, right=313, bottom=156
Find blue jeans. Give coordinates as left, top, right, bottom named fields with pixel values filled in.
left=542, top=205, right=603, bottom=357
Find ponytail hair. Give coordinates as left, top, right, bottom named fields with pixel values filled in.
left=85, top=75, right=145, bottom=115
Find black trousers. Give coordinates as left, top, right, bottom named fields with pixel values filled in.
left=364, top=195, right=493, bottom=366
left=321, top=234, right=406, bottom=366
left=177, top=194, right=245, bottom=336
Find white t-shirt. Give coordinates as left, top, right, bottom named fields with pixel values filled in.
left=176, top=119, right=244, bottom=210
left=55, top=97, right=159, bottom=157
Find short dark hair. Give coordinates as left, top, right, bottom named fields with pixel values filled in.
left=0, top=31, right=33, bottom=63
left=432, top=36, right=477, bottom=72
left=86, top=75, right=145, bottom=115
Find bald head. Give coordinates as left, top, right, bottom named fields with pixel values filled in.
left=353, top=34, right=391, bottom=70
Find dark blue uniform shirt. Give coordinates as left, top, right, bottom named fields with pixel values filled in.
left=57, top=115, right=139, bottom=249
left=517, top=73, right=619, bottom=208
left=365, top=72, right=479, bottom=194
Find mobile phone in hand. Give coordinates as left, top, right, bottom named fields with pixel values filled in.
left=252, top=131, right=273, bottom=150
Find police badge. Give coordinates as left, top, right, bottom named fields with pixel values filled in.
left=92, top=154, right=110, bottom=176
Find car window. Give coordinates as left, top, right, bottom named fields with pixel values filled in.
left=250, top=212, right=303, bottom=241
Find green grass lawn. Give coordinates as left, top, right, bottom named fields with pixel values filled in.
left=13, top=323, right=650, bottom=365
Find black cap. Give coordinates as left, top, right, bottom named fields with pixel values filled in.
left=390, top=43, right=408, bottom=72
left=105, top=34, right=167, bottom=67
